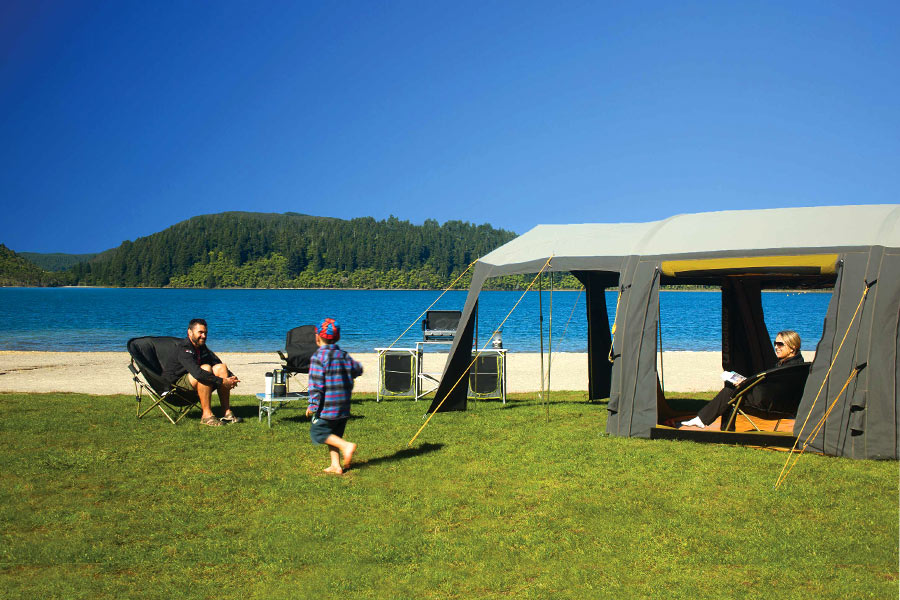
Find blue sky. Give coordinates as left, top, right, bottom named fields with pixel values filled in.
left=1, top=1, right=897, bottom=254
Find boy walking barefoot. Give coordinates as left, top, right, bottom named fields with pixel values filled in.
left=305, top=318, right=363, bottom=474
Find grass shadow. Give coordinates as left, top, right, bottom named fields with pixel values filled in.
left=494, top=398, right=600, bottom=410
left=279, top=413, right=366, bottom=424
left=230, top=405, right=264, bottom=420
left=350, top=442, right=444, bottom=471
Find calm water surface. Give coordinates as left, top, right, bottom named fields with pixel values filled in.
left=0, top=288, right=830, bottom=353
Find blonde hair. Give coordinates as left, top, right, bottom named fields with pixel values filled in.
left=776, top=330, right=801, bottom=354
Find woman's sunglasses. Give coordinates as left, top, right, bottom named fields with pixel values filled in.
left=774, top=341, right=786, bottom=348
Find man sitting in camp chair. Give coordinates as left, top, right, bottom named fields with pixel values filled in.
left=160, top=318, right=242, bottom=427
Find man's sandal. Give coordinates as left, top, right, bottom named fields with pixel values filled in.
left=220, top=413, right=243, bottom=424
left=200, top=415, right=222, bottom=427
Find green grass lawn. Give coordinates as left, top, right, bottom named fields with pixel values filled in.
left=1, top=391, right=897, bottom=599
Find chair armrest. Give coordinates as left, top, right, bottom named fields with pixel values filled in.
left=277, top=350, right=287, bottom=361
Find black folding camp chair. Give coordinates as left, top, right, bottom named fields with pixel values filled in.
left=127, top=336, right=201, bottom=424
left=277, top=325, right=318, bottom=392
left=723, top=362, right=811, bottom=431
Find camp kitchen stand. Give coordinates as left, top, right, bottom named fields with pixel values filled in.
left=375, top=343, right=507, bottom=403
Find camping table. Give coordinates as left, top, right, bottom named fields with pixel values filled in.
left=255, top=391, right=309, bottom=427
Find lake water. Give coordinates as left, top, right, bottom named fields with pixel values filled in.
left=0, top=288, right=830, bottom=353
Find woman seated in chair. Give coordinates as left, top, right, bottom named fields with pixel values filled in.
left=681, top=330, right=804, bottom=429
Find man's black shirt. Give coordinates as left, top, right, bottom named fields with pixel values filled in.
left=160, top=337, right=225, bottom=388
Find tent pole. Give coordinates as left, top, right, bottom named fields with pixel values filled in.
left=473, top=302, right=479, bottom=409
left=658, top=298, right=664, bottom=395
left=547, top=270, right=553, bottom=422
left=539, top=271, right=545, bottom=407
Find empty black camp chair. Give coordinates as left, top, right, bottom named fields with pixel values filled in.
left=127, top=336, right=201, bottom=424
left=723, top=362, right=811, bottom=431
left=277, top=325, right=318, bottom=390
left=422, top=310, right=462, bottom=341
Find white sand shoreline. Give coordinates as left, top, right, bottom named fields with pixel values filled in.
left=0, top=350, right=821, bottom=396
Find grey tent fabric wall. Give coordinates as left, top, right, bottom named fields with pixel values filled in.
left=796, top=253, right=859, bottom=455
left=606, top=256, right=639, bottom=433
left=427, top=264, right=489, bottom=413
left=848, top=247, right=900, bottom=459
left=572, top=270, right=617, bottom=400
left=606, top=259, right=661, bottom=438
left=796, top=248, right=900, bottom=459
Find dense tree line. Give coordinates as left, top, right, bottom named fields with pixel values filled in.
left=68, top=212, right=524, bottom=288
left=4, top=213, right=587, bottom=290
left=18, top=252, right=98, bottom=272
left=161, top=250, right=584, bottom=290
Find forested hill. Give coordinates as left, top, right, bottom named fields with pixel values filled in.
left=68, top=212, right=520, bottom=289
left=0, top=244, right=65, bottom=286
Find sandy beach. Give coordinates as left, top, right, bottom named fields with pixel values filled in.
left=0, top=350, right=814, bottom=396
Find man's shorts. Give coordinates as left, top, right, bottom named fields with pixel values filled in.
left=174, top=372, right=195, bottom=391
left=309, top=416, right=348, bottom=445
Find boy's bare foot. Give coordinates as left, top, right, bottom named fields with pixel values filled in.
left=343, top=443, right=356, bottom=470
left=323, top=466, right=343, bottom=475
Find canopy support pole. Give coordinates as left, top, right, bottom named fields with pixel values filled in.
left=546, top=270, right=553, bottom=422
left=539, top=271, right=545, bottom=407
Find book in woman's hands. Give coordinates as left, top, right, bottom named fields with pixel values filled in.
left=721, top=371, right=747, bottom=385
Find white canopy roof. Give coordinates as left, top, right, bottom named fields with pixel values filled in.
left=481, top=205, right=900, bottom=268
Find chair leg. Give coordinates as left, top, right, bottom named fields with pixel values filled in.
left=724, top=398, right=741, bottom=430
left=725, top=398, right=762, bottom=432
left=172, top=404, right=194, bottom=424
left=741, top=410, right=761, bottom=432
left=155, top=402, right=179, bottom=425
left=134, top=379, right=145, bottom=418
left=138, top=399, right=163, bottom=419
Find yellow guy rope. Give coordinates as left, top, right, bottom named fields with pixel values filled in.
left=385, top=260, right=477, bottom=351
left=408, top=257, right=554, bottom=447
left=774, top=281, right=871, bottom=489
left=775, top=366, right=863, bottom=489
left=560, top=286, right=584, bottom=341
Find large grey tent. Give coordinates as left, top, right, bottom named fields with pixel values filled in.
left=429, top=205, right=900, bottom=459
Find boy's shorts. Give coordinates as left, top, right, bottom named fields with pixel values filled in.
left=310, top=416, right=348, bottom=444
